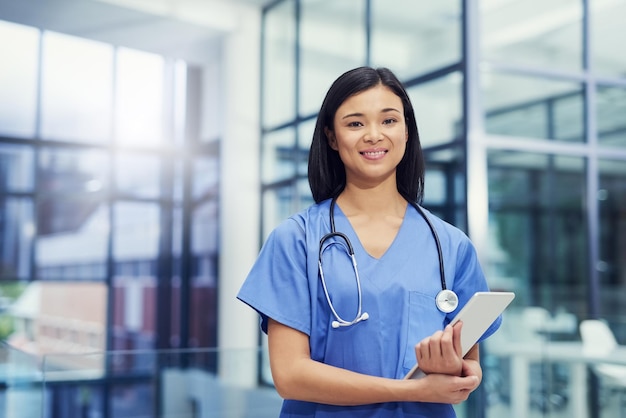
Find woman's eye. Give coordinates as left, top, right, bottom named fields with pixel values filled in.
left=347, top=121, right=363, bottom=127
left=383, top=118, right=397, bottom=125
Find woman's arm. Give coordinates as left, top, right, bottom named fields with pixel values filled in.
left=267, top=319, right=480, bottom=406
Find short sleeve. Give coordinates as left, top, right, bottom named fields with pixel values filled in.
left=454, top=237, right=502, bottom=342
left=236, top=217, right=312, bottom=336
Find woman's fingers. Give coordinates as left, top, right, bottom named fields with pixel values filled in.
left=415, top=323, right=463, bottom=375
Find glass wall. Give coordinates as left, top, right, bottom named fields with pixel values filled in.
left=259, top=1, right=626, bottom=417
left=486, top=151, right=587, bottom=310
left=0, top=17, right=220, bottom=416
left=598, top=158, right=626, bottom=332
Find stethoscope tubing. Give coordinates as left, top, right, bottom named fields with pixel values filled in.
left=318, top=198, right=458, bottom=329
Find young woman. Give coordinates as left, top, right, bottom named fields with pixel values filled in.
left=237, top=66, right=501, bottom=417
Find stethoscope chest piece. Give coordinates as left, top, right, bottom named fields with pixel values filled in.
left=436, top=289, right=459, bottom=313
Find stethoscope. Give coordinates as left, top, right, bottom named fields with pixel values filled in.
left=318, top=198, right=459, bottom=329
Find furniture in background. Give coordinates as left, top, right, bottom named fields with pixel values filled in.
left=580, top=319, right=626, bottom=417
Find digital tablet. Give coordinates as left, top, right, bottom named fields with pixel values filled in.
left=404, top=291, right=515, bottom=380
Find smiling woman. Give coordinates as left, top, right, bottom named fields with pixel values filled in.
left=237, top=66, right=502, bottom=418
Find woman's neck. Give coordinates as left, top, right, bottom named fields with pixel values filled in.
left=337, top=183, right=406, bottom=218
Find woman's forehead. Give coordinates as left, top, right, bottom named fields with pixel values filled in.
left=336, top=85, right=403, bottom=117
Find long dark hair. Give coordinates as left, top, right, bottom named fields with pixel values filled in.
left=307, top=66, right=425, bottom=204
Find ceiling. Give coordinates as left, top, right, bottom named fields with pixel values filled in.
left=0, top=0, right=273, bottom=63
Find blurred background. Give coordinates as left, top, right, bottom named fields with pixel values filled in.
left=0, top=0, right=625, bottom=417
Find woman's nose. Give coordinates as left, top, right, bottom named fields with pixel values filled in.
left=364, top=126, right=383, bottom=142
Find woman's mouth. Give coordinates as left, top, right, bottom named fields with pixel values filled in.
left=360, top=150, right=388, bottom=159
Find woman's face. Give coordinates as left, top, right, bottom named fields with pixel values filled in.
left=327, top=84, right=408, bottom=187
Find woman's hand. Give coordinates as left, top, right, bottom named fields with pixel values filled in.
left=418, top=372, right=480, bottom=404
left=414, top=321, right=463, bottom=376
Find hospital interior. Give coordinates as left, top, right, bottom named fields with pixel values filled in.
left=0, top=0, right=625, bottom=417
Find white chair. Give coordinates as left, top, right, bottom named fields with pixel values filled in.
left=580, top=319, right=626, bottom=416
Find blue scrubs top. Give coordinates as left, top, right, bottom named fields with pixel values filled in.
left=237, top=199, right=501, bottom=418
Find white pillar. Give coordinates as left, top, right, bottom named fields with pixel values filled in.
left=216, top=5, right=262, bottom=387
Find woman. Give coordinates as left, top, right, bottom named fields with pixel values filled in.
left=237, top=66, right=501, bottom=417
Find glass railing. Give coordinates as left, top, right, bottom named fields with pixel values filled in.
left=2, top=329, right=626, bottom=418
left=0, top=342, right=44, bottom=418
left=0, top=344, right=281, bottom=418
left=39, top=347, right=282, bottom=418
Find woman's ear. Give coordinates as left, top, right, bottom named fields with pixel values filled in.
left=325, top=127, right=338, bottom=151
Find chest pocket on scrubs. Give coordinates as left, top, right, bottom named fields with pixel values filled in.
left=402, top=291, right=447, bottom=373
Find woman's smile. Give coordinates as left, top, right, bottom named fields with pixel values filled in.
left=360, top=148, right=388, bottom=160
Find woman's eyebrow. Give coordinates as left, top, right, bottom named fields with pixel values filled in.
left=341, top=112, right=364, bottom=120
left=341, top=108, right=401, bottom=120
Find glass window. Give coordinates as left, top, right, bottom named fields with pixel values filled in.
left=262, top=0, right=296, bottom=128
left=483, top=71, right=584, bottom=142
left=262, top=184, right=298, bottom=240
left=299, top=0, right=367, bottom=117
left=115, top=153, right=161, bottom=199
left=38, top=147, right=109, bottom=195
left=0, top=20, right=39, bottom=138
left=0, top=144, right=34, bottom=192
left=553, top=90, right=585, bottom=142
left=197, top=64, right=222, bottom=145
left=193, top=157, right=219, bottom=201
left=191, top=200, right=219, bottom=259
left=36, top=147, right=110, bottom=281
left=36, top=201, right=108, bottom=280
left=407, top=72, right=463, bottom=147
left=0, top=281, right=29, bottom=340
left=9, top=281, right=107, bottom=381
left=481, top=0, right=582, bottom=72
left=188, top=275, right=218, bottom=347
left=371, top=0, right=461, bottom=80
left=173, top=161, right=185, bottom=203
left=424, top=170, right=447, bottom=205
left=424, top=145, right=466, bottom=229
left=297, top=118, right=316, bottom=177
left=598, top=158, right=626, bottom=322
left=113, top=202, right=160, bottom=263
left=171, top=206, right=183, bottom=347
left=0, top=199, right=33, bottom=279
left=40, top=31, right=114, bottom=143
left=597, top=85, right=626, bottom=148
left=296, top=177, right=315, bottom=212
left=173, top=60, right=188, bottom=145
left=591, top=1, right=626, bottom=78
left=115, top=47, right=165, bottom=147
left=112, top=275, right=157, bottom=350
left=487, top=150, right=587, bottom=314
left=190, top=200, right=218, bottom=348
left=262, top=128, right=296, bottom=183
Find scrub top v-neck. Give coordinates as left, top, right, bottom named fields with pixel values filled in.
left=237, top=198, right=501, bottom=418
